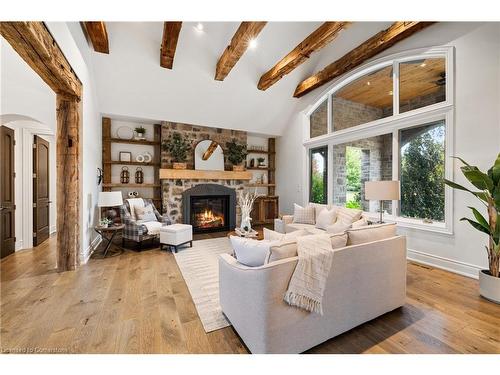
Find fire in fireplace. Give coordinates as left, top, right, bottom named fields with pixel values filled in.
left=190, top=195, right=229, bottom=233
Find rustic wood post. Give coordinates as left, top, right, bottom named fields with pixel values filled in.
left=56, top=94, right=81, bottom=271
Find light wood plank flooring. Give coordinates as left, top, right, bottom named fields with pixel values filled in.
left=1, top=235, right=499, bottom=354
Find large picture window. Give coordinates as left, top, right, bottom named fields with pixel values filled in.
left=304, top=47, right=453, bottom=232
left=399, top=121, right=445, bottom=222
left=332, top=134, right=392, bottom=213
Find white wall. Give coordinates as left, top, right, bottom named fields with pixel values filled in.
left=276, top=22, right=500, bottom=278
left=1, top=37, right=57, bottom=251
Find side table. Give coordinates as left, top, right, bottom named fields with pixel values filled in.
left=93, top=224, right=125, bottom=258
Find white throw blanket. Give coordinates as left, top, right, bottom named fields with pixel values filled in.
left=283, top=234, right=334, bottom=315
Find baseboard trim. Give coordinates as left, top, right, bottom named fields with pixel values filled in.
left=83, top=235, right=102, bottom=264
left=407, top=248, right=483, bottom=280
left=50, top=225, right=57, bottom=235
left=15, top=240, right=24, bottom=251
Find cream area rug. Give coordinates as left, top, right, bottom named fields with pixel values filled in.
left=173, top=237, right=232, bottom=333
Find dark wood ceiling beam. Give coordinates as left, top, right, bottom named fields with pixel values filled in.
left=215, top=22, right=267, bottom=81
left=293, top=21, right=435, bottom=98
left=160, top=22, right=182, bottom=69
left=258, top=22, right=351, bottom=91
left=83, top=22, right=109, bottom=54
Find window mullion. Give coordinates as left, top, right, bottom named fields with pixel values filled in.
left=392, top=130, right=400, bottom=217
left=393, top=61, right=400, bottom=116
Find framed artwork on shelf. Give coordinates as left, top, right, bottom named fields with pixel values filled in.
left=119, top=151, right=132, bottom=162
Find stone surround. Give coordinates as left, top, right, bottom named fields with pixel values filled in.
left=161, top=121, right=248, bottom=224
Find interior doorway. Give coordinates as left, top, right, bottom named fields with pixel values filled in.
left=33, top=135, right=51, bottom=246
left=0, top=125, right=16, bottom=259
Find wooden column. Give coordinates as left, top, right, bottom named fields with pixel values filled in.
left=56, top=94, right=81, bottom=271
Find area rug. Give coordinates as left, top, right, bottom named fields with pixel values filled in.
left=173, top=237, right=233, bottom=333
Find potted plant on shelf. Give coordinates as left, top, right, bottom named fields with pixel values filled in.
left=134, top=125, right=146, bottom=140
left=226, top=139, right=247, bottom=171
left=99, top=218, right=112, bottom=228
left=445, top=153, right=500, bottom=303
left=257, top=157, right=266, bottom=168
left=162, top=132, right=191, bottom=170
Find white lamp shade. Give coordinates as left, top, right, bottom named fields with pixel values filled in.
left=98, top=191, right=123, bottom=207
left=364, top=180, right=400, bottom=201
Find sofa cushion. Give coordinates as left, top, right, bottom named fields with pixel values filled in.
left=347, top=223, right=397, bottom=245
left=315, top=208, right=337, bottom=230
left=292, top=203, right=315, bottom=225
left=230, top=236, right=271, bottom=267
left=266, top=232, right=347, bottom=263
left=264, top=228, right=308, bottom=241
left=336, top=207, right=363, bottom=225
left=286, top=223, right=316, bottom=232
left=326, top=221, right=351, bottom=234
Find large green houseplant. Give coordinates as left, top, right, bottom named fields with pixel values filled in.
left=226, top=139, right=247, bottom=171
left=445, top=153, right=500, bottom=303
left=162, top=132, right=191, bottom=169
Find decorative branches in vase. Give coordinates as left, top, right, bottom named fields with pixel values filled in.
left=237, top=190, right=260, bottom=233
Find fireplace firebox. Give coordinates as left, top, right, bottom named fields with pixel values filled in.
left=190, top=195, right=229, bottom=233
left=182, top=184, right=236, bottom=234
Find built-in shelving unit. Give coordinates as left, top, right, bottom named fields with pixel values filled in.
left=102, top=117, right=163, bottom=211
left=247, top=138, right=278, bottom=225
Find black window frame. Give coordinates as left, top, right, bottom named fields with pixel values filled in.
left=309, top=146, right=328, bottom=204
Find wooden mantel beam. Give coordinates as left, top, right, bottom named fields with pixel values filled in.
left=160, top=22, right=182, bottom=69
left=82, top=22, right=109, bottom=54
left=293, top=22, right=435, bottom=98
left=215, top=22, right=267, bottom=81
left=0, top=22, right=82, bottom=99
left=258, top=22, right=350, bottom=91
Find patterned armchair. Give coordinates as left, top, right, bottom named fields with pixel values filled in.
left=119, top=198, right=171, bottom=247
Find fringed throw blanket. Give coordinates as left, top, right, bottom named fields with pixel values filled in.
left=284, top=234, right=334, bottom=315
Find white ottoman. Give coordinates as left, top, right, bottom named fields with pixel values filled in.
left=160, top=224, right=193, bottom=253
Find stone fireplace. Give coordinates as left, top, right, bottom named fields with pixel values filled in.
left=181, top=184, right=236, bottom=233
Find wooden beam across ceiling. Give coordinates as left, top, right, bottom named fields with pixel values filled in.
left=293, top=21, right=435, bottom=98
left=215, top=22, right=267, bottom=81
left=160, top=22, right=182, bottom=69
left=82, top=22, right=109, bottom=54
left=258, top=22, right=351, bottom=91
left=0, top=22, right=82, bottom=99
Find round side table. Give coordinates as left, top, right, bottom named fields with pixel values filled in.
left=93, top=224, right=125, bottom=258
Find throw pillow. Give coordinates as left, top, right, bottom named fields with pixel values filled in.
left=326, top=221, right=351, bottom=234
left=266, top=239, right=298, bottom=263
left=292, top=203, right=315, bottom=225
left=309, top=203, right=332, bottom=223
left=230, top=236, right=271, bottom=267
left=351, top=217, right=368, bottom=228
left=315, top=208, right=337, bottom=230
left=135, top=205, right=157, bottom=222
left=347, top=223, right=397, bottom=246
left=336, top=206, right=363, bottom=225
left=329, top=232, right=348, bottom=249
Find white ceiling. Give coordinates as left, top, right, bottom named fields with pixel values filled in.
left=87, top=21, right=394, bottom=135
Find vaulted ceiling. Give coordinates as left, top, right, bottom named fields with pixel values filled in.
left=82, top=21, right=441, bottom=135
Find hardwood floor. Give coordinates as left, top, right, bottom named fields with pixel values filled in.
left=1, top=234, right=499, bottom=354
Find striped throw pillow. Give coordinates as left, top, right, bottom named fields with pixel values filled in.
left=336, top=206, right=363, bottom=225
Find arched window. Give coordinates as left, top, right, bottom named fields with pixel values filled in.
left=305, top=46, right=454, bottom=233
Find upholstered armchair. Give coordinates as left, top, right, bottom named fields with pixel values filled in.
left=119, top=198, right=171, bottom=248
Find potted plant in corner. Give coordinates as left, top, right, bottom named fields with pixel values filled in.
left=226, top=139, right=247, bottom=171
left=134, top=125, right=146, bottom=140
left=162, top=132, right=191, bottom=170
left=445, top=153, right=500, bottom=303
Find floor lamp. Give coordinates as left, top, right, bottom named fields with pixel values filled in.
left=364, top=181, right=400, bottom=224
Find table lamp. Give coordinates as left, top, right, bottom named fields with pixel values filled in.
left=364, top=180, right=400, bottom=223
left=98, top=191, right=124, bottom=222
